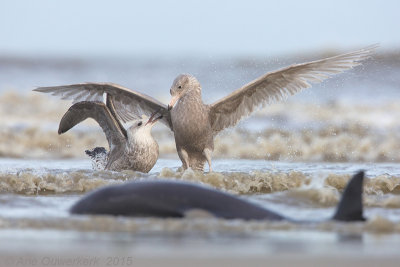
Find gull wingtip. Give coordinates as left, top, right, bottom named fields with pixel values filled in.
left=33, top=86, right=48, bottom=92
left=362, top=43, right=380, bottom=54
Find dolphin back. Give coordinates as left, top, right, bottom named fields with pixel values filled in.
left=70, top=171, right=366, bottom=222
left=70, top=180, right=284, bottom=220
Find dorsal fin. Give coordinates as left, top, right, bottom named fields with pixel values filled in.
left=332, top=171, right=365, bottom=221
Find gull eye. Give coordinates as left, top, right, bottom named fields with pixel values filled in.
left=137, top=122, right=142, bottom=126
left=178, top=85, right=182, bottom=89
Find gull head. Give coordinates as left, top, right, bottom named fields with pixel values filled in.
left=168, top=74, right=201, bottom=110
left=127, top=112, right=162, bottom=141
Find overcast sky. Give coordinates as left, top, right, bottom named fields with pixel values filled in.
left=0, top=0, right=398, bottom=57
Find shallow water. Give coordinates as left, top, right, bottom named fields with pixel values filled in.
left=0, top=158, right=400, bottom=264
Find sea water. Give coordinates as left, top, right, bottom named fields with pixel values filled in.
left=0, top=51, right=399, bottom=265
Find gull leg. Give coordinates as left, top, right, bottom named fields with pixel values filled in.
left=178, top=148, right=190, bottom=170
left=203, top=148, right=213, bottom=173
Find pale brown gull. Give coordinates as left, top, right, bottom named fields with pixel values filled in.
left=35, top=45, right=377, bottom=172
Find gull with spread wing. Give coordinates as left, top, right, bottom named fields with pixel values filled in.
left=35, top=45, right=377, bottom=172
left=58, top=95, right=162, bottom=172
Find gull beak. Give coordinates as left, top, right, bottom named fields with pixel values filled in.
left=168, top=95, right=180, bottom=111
left=146, top=108, right=163, bottom=126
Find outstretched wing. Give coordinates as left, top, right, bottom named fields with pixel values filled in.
left=34, top=83, right=172, bottom=129
left=106, top=94, right=127, bottom=139
left=209, top=45, right=377, bottom=133
left=58, top=101, right=126, bottom=152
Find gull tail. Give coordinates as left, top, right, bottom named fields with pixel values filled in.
left=85, top=147, right=108, bottom=170
left=85, top=147, right=108, bottom=158
left=332, top=171, right=365, bottom=222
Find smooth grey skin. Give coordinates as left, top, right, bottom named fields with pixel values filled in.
left=58, top=95, right=161, bottom=173
left=34, top=46, right=377, bottom=171
left=71, top=171, right=365, bottom=222
left=333, top=171, right=365, bottom=221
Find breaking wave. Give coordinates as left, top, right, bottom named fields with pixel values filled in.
left=1, top=168, right=399, bottom=203
left=1, top=92, right=400, bottom=162
left=0, top=168, right=308, bottom=195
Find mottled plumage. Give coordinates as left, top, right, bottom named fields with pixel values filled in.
left=58, top=96, right=161, bottom=173
left=35, top=45, right=377, bottom=172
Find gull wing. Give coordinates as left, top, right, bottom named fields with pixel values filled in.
left=106, top=93, right=127, bottom=139
left=58, top=101, right=126, bottom=152
left=209, top=45, right=377, bottom=133
left=35, top=83, right=172, bottom=129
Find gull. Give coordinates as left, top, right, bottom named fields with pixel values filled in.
left=35, top=45, right=377, bottom=172
left=58, top=95, right=162, bottom=172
